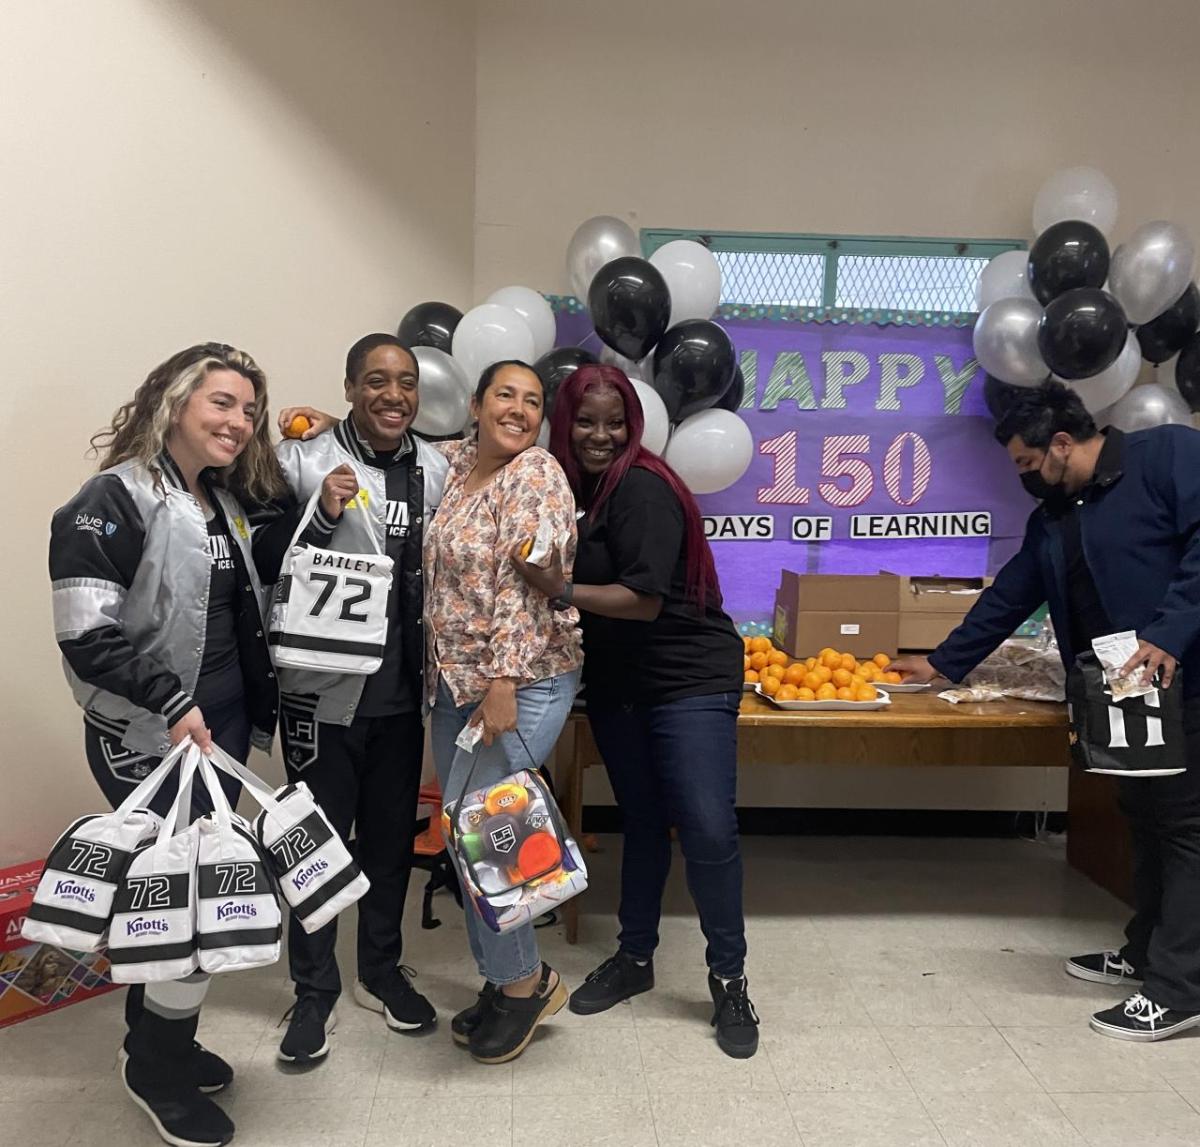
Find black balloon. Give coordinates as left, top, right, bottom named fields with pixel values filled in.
left=587, top=257, right=671, bottom=361
left=982, top=374, right=1028, bottom=421
left=532, top=346, right=598, bottom=414
left=1037, top=288, right=1128, bottom=381
left=715, top=365, right=746, bottom=413
left=1136, top=283, right=1200, bottom=364
left=1027, top=221, right=1110, bottom=306
left=1174, top=330, right=1200, bottom=412
left=397, top=301, right=462, bottom=354
left=652, top=320, right=737, bottom=422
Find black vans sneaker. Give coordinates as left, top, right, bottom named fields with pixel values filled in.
left=469, top=963, right=568, bottom=1064
left=119, top=1042, right=233, bottom=1095
left=1090, top=992, right=1200, bottom=1042
left=452, top=982, right=497, bottom=1047
left=568, top=951, right=654, bottom=1015
left=277, top=993, right=337, bottom=1063
left=1065, top=950, right=1143, bottom=986
left=708, top=972, right=760, bottom=1059
left=122, top=1054, right=234, bottom=1147
left=354, top=966, right=437, bottom=1033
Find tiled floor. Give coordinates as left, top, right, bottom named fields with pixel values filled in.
left=4, top=833, right=1200, bottom=1146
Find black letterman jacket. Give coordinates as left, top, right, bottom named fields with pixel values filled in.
left=50, top=454, right=278, bottom=756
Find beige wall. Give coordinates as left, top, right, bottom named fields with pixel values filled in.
left=0, top=0, right=475, bottom=865
left=474, top=0, right=1200, bottom=297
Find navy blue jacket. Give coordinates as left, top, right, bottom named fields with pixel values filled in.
left=929, top=425, right=1200, bottom=697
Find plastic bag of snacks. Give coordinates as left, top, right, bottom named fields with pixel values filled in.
left=442, top=730, right=587, bottom=934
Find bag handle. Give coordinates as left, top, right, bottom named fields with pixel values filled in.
left=204, top=743, right=291, bottom=824
left=109, top=738, right=192, bottom=827
left=150, top=745, right=200, bottom=867
left=291, top=486, right=383, bottom=558
left=195, top=750, right=239, bottom=860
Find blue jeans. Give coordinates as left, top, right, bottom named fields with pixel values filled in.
left=430, top=670, right=581, bottom=985
left=587, top=690, right=747, bottom=978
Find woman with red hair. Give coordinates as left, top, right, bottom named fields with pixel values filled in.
left=511, top=364, right=758, bottom=1059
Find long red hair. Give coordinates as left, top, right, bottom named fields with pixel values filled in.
left=549, top=364, right=720, bottom=609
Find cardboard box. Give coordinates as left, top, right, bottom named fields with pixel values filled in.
left=773, top=572, right=900, bottom=658
left=896, top=574, right=993, bottom=651
left=0, top=861, right=118, bottom=1029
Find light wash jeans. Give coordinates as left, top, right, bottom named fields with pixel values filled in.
left=430, top=669, right=581, bottom=985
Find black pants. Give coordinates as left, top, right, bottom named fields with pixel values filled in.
left=1117, top=730, right=1200, bottom=1011
left=280, top=698, right=424, bottom=999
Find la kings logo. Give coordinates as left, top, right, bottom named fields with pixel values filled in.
left=384, top=500, right=409, bottom=539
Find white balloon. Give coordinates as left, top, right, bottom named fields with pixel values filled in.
left=599, top=345, right=655, bottom=383
left=1106, top=382, right=1192, bottom=432
left=1108, top=221, right=1196, bottom=325
left=631, top=380, right=670, bottom=455
left=411, top=346, right=471, bottom=436
left=972, top=297, right=1048, bottom=386
left=451, top=304, right=535, bottom=384
left=976, top=250, right=1034, bottom=311
left=566, top=215, right=639, bottom=301
left=664, top=408, right=753, bottom=495
left=1033, top=166, right=1119, bottom=237
left=650, top=239, right=722, bottom=326
left=536, top=419, right=551, bottom=449
left=485, top=286, right=557, bottom=361
left=1064, top=331, right=1141, bottom=414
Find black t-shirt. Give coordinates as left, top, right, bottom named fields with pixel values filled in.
left=573, top=466, right=743, bottom=705
left=356, top=445, right=418, bottom=717
left=195, top=515, right=243, bottom=708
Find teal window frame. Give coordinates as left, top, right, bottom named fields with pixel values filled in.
left=639, top=229, right=1027, bottom=325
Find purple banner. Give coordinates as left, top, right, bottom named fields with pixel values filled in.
left=556, top=313, right=1034, bottom=622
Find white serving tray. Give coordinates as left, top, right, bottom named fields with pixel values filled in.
left=874, top=681, right=931, bottom=693
left=754, top=684, right=892, bottom=711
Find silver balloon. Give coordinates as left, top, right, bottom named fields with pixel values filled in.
left=1108, top=221, right=1196, bottom=325
left=1105, top=382, right=1192, bottom=432
left=975, top=249, right=1034, bottom=311
left=1033, top=167, right=1119, bottom=237
left=566, top=215, right=638, bottom=301
left=599, top=344, right=655, bottom=382
left=411, top=346, right=471, bottom=437
left=972, top=297, right=1049, bottom=386
left=1063, top=331, right=1141, bottom=414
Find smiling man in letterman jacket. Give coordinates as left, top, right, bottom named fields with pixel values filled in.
left=253, top=334, right=447, bottom=1064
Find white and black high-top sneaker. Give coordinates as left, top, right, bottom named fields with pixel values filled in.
left=277, top=993, right=337, bottom=1063
left=1065, top=950, right=1143, bottom=986
left=1090, top=992, right=1200, bottom=1042
left=708, top=972, right=760, bottom=1059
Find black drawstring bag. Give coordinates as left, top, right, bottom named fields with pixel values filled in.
left=1066, top=652, right=1186, bottom=777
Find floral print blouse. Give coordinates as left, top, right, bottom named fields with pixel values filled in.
left=423, top=440, right=583, bottom=706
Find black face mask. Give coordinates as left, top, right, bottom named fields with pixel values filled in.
left=1020, top=449, right=1068, bottom=501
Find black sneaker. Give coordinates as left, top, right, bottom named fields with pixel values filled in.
left=708, top=972, right=760, bottom=1059
left=277, top=993, right=337, bottom=1063
left=122, top=1054, right=234, bottom=1147
left=354, top=966, right=437, bottom=1033
left=1065, top=950, right=1143, bottom=986
left=120, top=1042, right=233, bottom=1095
left=452, top=982, right=498, bottom=1047
left=1090, top=992, right=1200, bottom=1042
left=568, top=951, right=654, bottom=1015
left=468, top=963, right=568, bottom=1064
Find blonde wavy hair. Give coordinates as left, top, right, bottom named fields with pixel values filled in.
left=91, top=343, right=285, bottom=505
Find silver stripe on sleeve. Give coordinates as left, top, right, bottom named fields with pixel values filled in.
left=51, top=578, right=126, bottom=640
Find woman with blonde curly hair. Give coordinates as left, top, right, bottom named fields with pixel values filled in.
left=49, top=342, right=285, bottom=1147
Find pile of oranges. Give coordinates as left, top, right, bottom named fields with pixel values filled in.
left=743, top=636, right=903, bottom=703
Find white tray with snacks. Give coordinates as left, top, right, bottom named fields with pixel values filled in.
left=754, top=684, right=892, bottom=712
left=874, top=681, right=931, bottom=693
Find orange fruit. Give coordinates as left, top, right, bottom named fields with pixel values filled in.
left=816, top=683, right=838, bottom=701
left=767, top=650, right=788, bottom=667
left=783, top=664, right=807, bottom=686
left=839, top=653, right=857, bottom=672
left=762, top=662, right=785, bottom=680
left=802, top=671, right=823, bottom=692
left=776, top=684, right=800, bottom=701
left=820, top=649, right=842, bottom=669
left=884, top=671, right=903, bottom=684
left=832, top=667, right=853, bottom=688
left=858, top=662, right=878, bottom=681
left=744, top=655, right=752, bottom=671
left=285, top=414, right=311, bottom=439
left=805, top=657, right=818, bottom=671
left=749, top=636, right=772, bottom=654
left=835, top=686, right=855, bottom=701
left=855, top=683, right=878, bottom=701
left=749, top=652, right=769, bottom=671
left=744, top=670, right=759, bottom=683
left=795, top=687, right=816, bottom=701
left=815, top=665, right=833, bottom=684
left=760, top=675, right=781, bottom=696
left=873, top=653, right=891, bottom=669
left=743, top=636, right=752, bottom=652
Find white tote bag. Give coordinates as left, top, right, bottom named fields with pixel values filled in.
left=193, top=752, right=283, bottom=973
left=206, top=747, right=370, bottom=935
left=107, top=748, right=203, bottom=983
left=267, top=489, right=393, bottom=675
left=21, top=742, right=192, bottom=951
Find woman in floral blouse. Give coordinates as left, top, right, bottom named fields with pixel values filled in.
left=423, top=359, right=583, bottom=1064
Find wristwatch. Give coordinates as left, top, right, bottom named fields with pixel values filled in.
left=550, top=580, right=575, bottom=611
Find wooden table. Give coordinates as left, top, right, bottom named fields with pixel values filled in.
left=552, top=690, right=1074, bottom=943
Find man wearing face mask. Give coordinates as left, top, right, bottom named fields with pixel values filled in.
left=893, top=381, right=1200, bottom=1043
